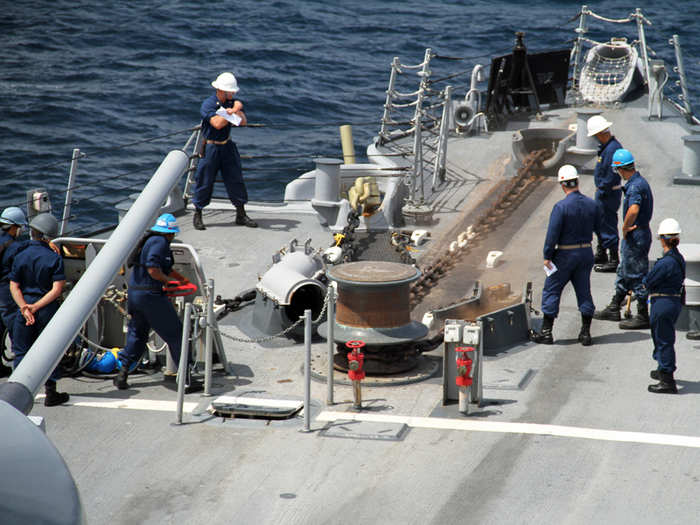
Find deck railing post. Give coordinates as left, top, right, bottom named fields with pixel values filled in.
left=175, top=303, right=192, bottom=425
left=60, top=148, right=80, bottom=236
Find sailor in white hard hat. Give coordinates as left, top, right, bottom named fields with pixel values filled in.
left=191, top=72, right=257, bottom=231
left=643, top=218, right=685, bottom=394
left=530, top=165, right=602, bottom=346
left=587, top=115, right=623, bottom=273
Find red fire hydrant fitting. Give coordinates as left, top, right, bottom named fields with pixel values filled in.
left=346, top=340, right=366, bottom=381
left=455, top=346, right=474, bottom=387
left=346, top=340, right=365, bottom=409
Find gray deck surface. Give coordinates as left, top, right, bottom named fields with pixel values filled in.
left=6, top=95, right=700, bottom=525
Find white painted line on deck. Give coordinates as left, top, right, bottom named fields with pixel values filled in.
left=317, top=411, right=700, bottom=449
left=35, top=395, right=197, bottom=413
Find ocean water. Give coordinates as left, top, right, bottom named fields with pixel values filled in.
left=2, top=1, right=699, bottom=234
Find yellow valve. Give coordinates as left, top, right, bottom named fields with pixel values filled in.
left=333, top=233, right=346, bottom=246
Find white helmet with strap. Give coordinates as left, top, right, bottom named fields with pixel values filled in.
left=657, top=218, right=681, bottom=237
left=586, top=115, right=613, bottom=137
left=557, top=164, right=579, bottom=183
left=211, top=72, right=239, bottom=93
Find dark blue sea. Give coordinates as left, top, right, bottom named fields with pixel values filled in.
left=2, top=1, right=699, bottom=234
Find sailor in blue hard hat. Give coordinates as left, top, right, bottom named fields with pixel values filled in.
left=191, top=71, right=257, bottom=231
left=594, top=149, right=654, bottom=329
left=587, top=115, right=624, bottom=273
left=9, top=213, right=69, bottom=406
left=114, top=214, right=201, bottom=392
left=644, top=218, right=685, bottom=394
left=530, top=165, right=603, bottom=345
left=0, top=207, right=29, bottom=377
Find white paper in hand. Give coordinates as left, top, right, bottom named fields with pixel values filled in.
left=215, top=107, right=242, bottom=126
left=544, top=262, right=557, bottom=276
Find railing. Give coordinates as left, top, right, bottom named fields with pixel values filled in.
left=375, top=48, right=459, bottom=206
left=570, top=5, right=698, bottom=124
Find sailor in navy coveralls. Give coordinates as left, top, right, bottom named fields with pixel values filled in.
left=594, top=149, right=654, bottom=330
left=0, top=207, right=28, bottom=377
left=192, top=71, right=257, bottom=230
left=9, top=213, right=69, bottom=406
left=644, top=218, right=685, bottom=394
left=587, top=115, right=623, bottom=272
left=114, top=214, right=201, bottom=392
left=530, top=165, right=602, bottom=346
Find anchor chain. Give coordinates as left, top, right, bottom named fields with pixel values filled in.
left=409, top=149, right=548, bottom=308
left=217, top=289, right=331, bottom=344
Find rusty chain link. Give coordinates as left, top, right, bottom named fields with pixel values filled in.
left=409, top=149, right=548, bottom=308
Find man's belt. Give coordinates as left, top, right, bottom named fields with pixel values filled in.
left=649, top=293, right=681, bottom=298
left=204, top=138, right=230, bottom=145
left=557, top=243, right=591, bottom=250
left=597, top=185, right=622, bottom=191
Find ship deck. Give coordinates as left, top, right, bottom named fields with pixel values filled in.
left=9, top=95, right=700, bottom=524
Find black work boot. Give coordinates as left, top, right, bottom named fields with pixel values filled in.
left=619, top=299, right=650, bottom=330
left=193, top=208, right=206, bottom=231
left=594, top=244, right=608, bottom=265
left=593, top=290, right=626, bottom=321
left=529, top=315, right=554, bottom=344
left=113, top=365, right=130, bottom=390
left=235, top=205, right=258, bottom=228
left=44, top=381, right=69, bottom=407
left=650, top=369, right=660, bottom=380
left=648, top=370, right=677, bottom=394
left=578, top=314, right=593, bottom=346
left=594, top=247, right=619, bottom=272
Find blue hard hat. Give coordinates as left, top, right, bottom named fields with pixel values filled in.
left=612, top=149, right=635, bottom=168
left=151, top=213, right=180, bottom=234
left=0, top=206, right=28, bottom=226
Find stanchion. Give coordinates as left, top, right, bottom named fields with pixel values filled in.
left=326, top=286, right=335, bottom=405
left=175, top=303, right=192, bottom=425
left=302, top=309, right=312, bottom=432
left=203, top=278, right=215, bottom=397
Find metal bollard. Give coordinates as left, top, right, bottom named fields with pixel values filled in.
left=326, top=286, right=335, bottom=405
left=175, top=303, right=192, bottom=425
left=203, top=278, right=215, bottom=397
left=302, top=309, right=312, bottom=432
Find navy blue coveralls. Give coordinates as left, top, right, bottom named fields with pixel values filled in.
left=0, top=231, right=28, bottom=340
left=541, top=191, right=602, bottom=318
left=192, top=94, right=248, bottom=210
left=643, top=248, right=685, bottom=373
left=615, top=172, right=653, bottom=300
left=9, top=240, right=65, bottom=381
left=118, top=235, right=183, bottom=369
left=594, top=137, right=623, bottom=250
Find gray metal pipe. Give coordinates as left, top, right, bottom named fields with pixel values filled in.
left=203, top=278, right=215, bottom=396
left=176, top=303, right=192, bottom=424
left=1, top=149, right=188, bottom=414
left=303, top=308, right=312, bottom=432
left=326, top=286, right=335, bottom=406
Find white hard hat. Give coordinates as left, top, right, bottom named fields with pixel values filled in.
left=211, top=72, right=239, bottom=93
left=587, top=115, right=613, bottom=137
left=657, top=218, right=681, bottom=236
left=558, top=164, right=579, bottom=182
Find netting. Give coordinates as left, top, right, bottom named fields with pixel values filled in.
left=579, top=42, right=638, bottom=103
